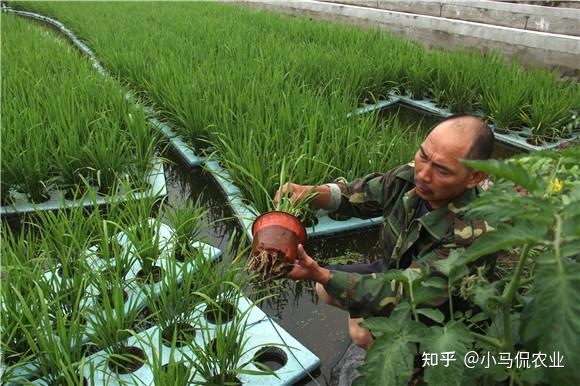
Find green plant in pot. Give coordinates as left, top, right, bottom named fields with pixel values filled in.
left=187, top=287, right=263, bottom=385
left=144, top=255, right=203, bottom=348
left=128, top=218, right=165, bottom=284
left=164, top=200, right=207, bottom=262
left=13, top=281, right=87, bottom=385
left=247, top=159, right=314, bottom=281
left=86, top=274, right=146, bottom=375
left=147, top=333, right=194, bottom=386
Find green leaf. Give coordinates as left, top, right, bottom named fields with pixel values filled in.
left=355, top=324, right=418, bottom=386
left=361, top=317, right=427, bottom=342
left=414, top=286, right=448, bottom=306
left=423, top=276, right=448, bottom=289
left=401, top=268, right=423, bottom=287
left=472, top=283, right=499, bottom=315
left=521, top=262, right=580, bottom=386
left=422, top=321, right=473, bottom=386
left=416, top=308, right=445, bottom=324
left=462, top=159, right=542, bottom=192
left=434, top=251, right=468, bottom=283
left=462, top=220, right=548, bottom=264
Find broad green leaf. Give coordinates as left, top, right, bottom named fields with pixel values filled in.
left=462, top=220, right=549, bottom=264
left=521, top=262, right=580, bottom=386
left=434, top=250, right=462, bottom=277
left=414, top=286, right=448, bottom=306
left=422, top=276, right=447, bottom=289
left=434, top=251, right=468, bottom=283
left=422, top=321, right=473, bottom=386
left=485, top=310, right=521, bottom=347
left=354, top=330, right=416, bottom=386
left=472, top=283, right=499, bottom=315
left=416, top=308, right=445, bottom=324
left=462, top=159, right=542, bottom=192
left=357, top=314, right=427, bottom=385
left=361, top=317, right=427, bottom=342
left=401, top=268, right=423, bottom=287
left=390, top=302, right=412, bottom=323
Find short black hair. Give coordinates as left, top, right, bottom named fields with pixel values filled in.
left=440, top=114, right=495, bottom=160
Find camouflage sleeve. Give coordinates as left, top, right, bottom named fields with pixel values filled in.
left=324, top=271, right=403, bottom=319
left=328, top=173, right=388, bottom=219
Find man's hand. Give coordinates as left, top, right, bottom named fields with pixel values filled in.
left=287, top=244, right=330, bottom=285
left=274, top=183, right=331, bottom=209
left=274, top=183, right=313, bottom=206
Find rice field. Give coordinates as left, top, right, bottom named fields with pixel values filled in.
left=1, top=14, right=161, bottom=206
left=9, top=1, right=579, bottom=213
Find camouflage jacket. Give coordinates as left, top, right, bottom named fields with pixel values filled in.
left=323, top=163, right=494, bottom=318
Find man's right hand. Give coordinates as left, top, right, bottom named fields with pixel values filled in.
left=287, top=244, right=330, bottom=285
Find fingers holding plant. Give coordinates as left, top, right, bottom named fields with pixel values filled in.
left=274, top=183, right=314, bottom=206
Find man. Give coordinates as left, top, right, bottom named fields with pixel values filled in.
left=274, top=114, right=495, bottom=350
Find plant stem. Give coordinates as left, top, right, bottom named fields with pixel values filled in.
left=408, top=284, right=419, bottom=322
left=554, top=214, right=563, bottom=272
left=448, top=279, right=454, bottom=320
left=500, top=243, right=531, bottom=351
left=470, top=331, right=503, bottom=349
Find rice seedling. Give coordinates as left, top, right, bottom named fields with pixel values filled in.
left=12, top=280, right=87, bottom=384
left=520, top=70, right=578, bottom=140
left=186, top=288, right=264, bottom=386
left=85, top=273, right=145, bottom=374
left=480, top=63, right=530, bottom=131
left=143, top=255, right=203, bottom=346
left=146, top=334, right=195, bottom=386
left=1, top=14, right=159, bottom=205
left=163, top=200, right=207, bottom=261
left=402, top=45, right=434, bottom=100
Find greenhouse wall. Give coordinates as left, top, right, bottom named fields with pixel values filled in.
left=326, top=0, right=580, bottom=36
left=242, top=0, right=580, bottom=74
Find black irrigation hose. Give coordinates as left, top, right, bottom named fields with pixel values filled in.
left=3, top=6, right=323, bottom=385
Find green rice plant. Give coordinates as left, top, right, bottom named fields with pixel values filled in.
left=480, top=63, right=530, bottom=131
left=402, top=45, right=434, bottom=100
left=520, top=70, right=577, bottom=139
left=13, top=281, right=87, bottom=384
left=126, top=218, right=165, bottom=284
left=143, top=256, right=203, bottom=346
left=1, top=14, right=158, bottom=202
left=185, top=287, right=267, bottom=385
left=1, top=270, right=42, bottom=374
left=445, top=51, right=486, bottom=113
left=15, top=1, right=577, bottom=216
left=124, top=107, right=162, bottom=190
left=85, top=273, right=142, bottom=362
left=4, top=131, right=54, bottom=203
left=50, top=128, right=91, bottom=200
left=146, top=333, right=195, bottom=386
left=163, top=199, right=207, bottom=261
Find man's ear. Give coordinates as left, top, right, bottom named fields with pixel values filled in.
left=466, top=170, right=486, bottom=189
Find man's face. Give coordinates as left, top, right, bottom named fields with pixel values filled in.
left=413, top=122, right=480, bottom=208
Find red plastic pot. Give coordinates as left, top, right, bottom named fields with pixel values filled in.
left=251, top=211, right=307, bottom=263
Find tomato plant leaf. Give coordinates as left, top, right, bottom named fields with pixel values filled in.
left=422, top=321, right=473, bottom=386
left=462, top=159, right=542, bottom=192
left=521, top=262, right=580, bottom=386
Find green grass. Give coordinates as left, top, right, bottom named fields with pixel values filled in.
left=1, top=14, right=160, bottom=204
left=13, top=1, right=577, bottom=213
left=0, top=196, right=254, bottom=384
